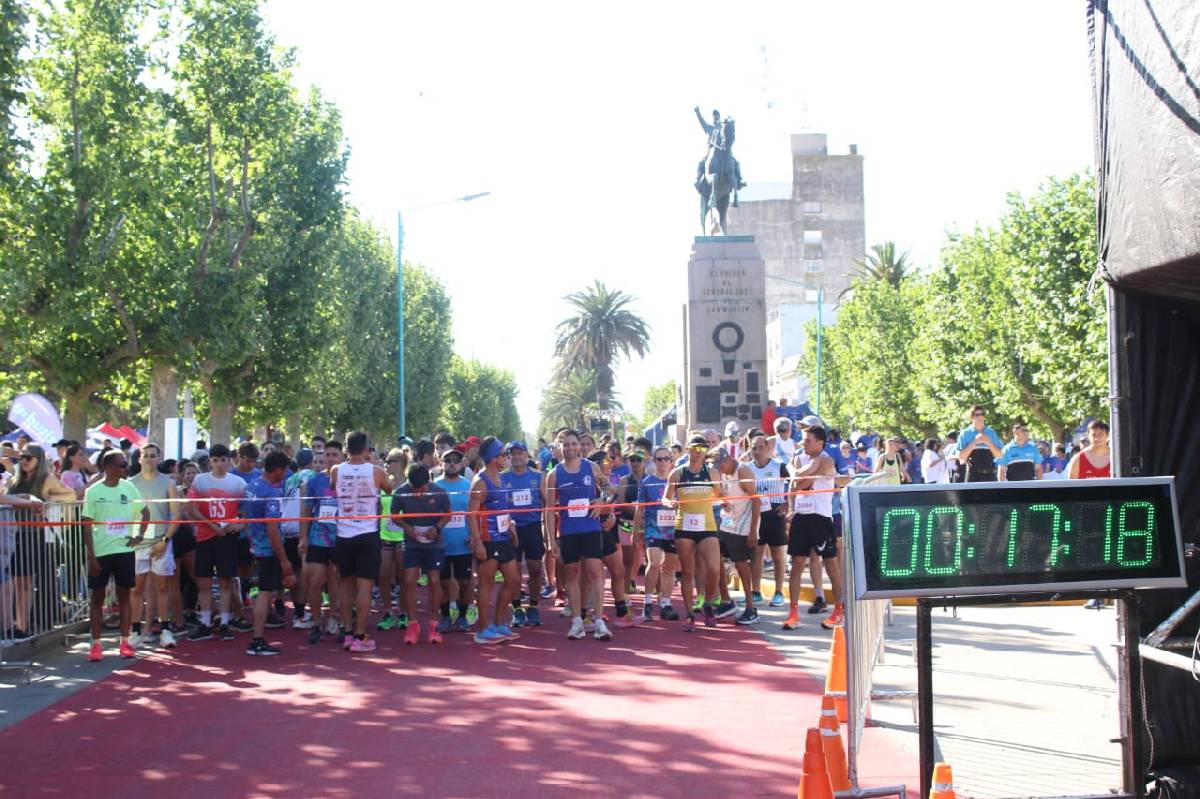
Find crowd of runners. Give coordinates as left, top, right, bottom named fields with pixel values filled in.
left=0, top=403, right=1112, bottom=659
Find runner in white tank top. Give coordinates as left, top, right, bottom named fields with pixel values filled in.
left=716, top=450, right=761, bottom=624
left=335, top=461, right=380, bottom=538
left=785, top=426, right=846, bottom=631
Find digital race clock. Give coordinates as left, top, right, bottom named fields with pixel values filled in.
left=847, top=477, right=1185, bottom=599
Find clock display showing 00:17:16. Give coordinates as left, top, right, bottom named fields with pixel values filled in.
left=875, top=500, right=1158, bottom=579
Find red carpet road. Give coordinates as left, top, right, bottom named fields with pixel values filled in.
left=0, top=613, right=916, bottom=797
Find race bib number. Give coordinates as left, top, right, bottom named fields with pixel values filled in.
left=208, top=499, right=229, bottom=520
left=682, top=513, right=705, bottom=531
left=656, top=509, right=676, bottom=529
left=413, top=525, right=434, bottom=544
left=567, top=498, right=590, bottom=518
left=104, top=521, right=128, bottom=538
left=448, top=513, right=466, bottom=528
left=318, top=504, right=338, bottom=520
left=512, top=489, right=532, bottom=507
left=794, top=494, right=816, bottom=514
left=495, top=514, right=510, bottom=533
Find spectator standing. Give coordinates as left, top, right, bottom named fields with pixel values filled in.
left=957, top=405, right=1003, bottom=482
left=1043, top=444, right=1069, bottom=479
left=997, top=420, right=1043, bottom=481
left=761, top=400, right=777, bottom=437
left=921, top=438, right=950, bottom=483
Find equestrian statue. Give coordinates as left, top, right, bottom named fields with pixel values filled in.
left=694, top=106, right=746, bottom=236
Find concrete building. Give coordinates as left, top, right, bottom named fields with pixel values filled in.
left=726, top=132, right=865, bottom=399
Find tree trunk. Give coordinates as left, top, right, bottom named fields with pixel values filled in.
left=286, top=413, right=302, bottom=448
left=209, top=401, right=235, bottom=447
left=147, top=359, right=179, bottom=448
left=181, top=384, right=195, bottom=418
left=61, top=390, right=90, bottom=442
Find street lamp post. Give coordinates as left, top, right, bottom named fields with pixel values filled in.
left=765, top=273, right=824, bottom=415
left=396, top=192, right=490, bottom=440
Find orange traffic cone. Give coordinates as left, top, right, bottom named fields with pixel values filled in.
left=819, top=707, right=851, bottom=790
left=797, top=750, right=834, bottom=799
left=805, top=726, right=824, bottom=755
left=929, top=762, right=956, bottom=799
left=825, top=625, right=848, bottom=722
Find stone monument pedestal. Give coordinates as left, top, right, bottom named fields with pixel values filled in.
left=681, top=235, right=767, bottom=434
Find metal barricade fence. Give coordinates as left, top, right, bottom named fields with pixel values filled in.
left=840, top=478, right=912, bottom=799
left=1, top=502, right=92, bottom=662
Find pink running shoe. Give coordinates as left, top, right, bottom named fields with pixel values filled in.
left=613, top=614, right=639, bottom=629
left=88, top=641, right=103, bottom=662
left=427, top=621, right=443, bottom=644
left=349, top=636, right=377, bottom=653
left=403, top=624, right=421, bottom=645
left=119, top=641, right=136, bottom=659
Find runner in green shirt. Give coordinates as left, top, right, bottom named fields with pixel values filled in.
left=81, top=450, right=150, bottom=662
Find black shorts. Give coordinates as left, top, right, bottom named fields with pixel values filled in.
left=719, top=531, right=753, bottom=563
left=335, top=533, right=381, bottom=580
left=674, top=529, right=718, bottom=544
left=256, top=555, right=283, bottom=592
left=832, top=514, right=843, bottom=539
left=283, top=537, right=303, bottom=573
left=172, top=524, right=197, bottom=557
left=482, top=540, right=517, bottom=565
left=559, top=531, right=604, bottom=564
left=788, top=514, right=838, bottom=560
left=757, top=507, right=788, bottom=547
left=305, top=544, right=334, bottom=565
left=403, top=546, right=445, bottom=574
left=236, top=536, right=253, bottom=567
left=88, top=551, right=136, bottom=591
left=440, top=553, right=472, bottom=581
left=646, top=537, right=677, bottom=554
left=194, top=535, right=239, bottom=579
left=514, top=522, right=545, bottom=561
left=602, top=527, right=619, bottom=558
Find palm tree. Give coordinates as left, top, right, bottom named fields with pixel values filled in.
left=841, top=241, right=913, bottom=297
left=553, top=280, right=651, bottom=409
left=537, top=370, right=624, bottom=437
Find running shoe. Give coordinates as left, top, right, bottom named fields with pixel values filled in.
left=307, top=626, right=322, bottom=645
left=808, top=596, right=829, bottom=615
left=681, top=614, right=695, bottom=632
left=231, top=617, right=253, bottom=633
left=736, top=607, right=761, bottom=625
left=455, top=615, right=471, bottom=633
left=349, top=636, right=377, bottom=653
left=160, top=627, right=177, bottom=648
left=403, top=624, right=421, bottom=645
left=495, top=625, right=520, bottom=641
left=642, top=603, right=655, bottom=623
left=525, top=607, right=542, bottom=626
left=246, top=638, right=281, bottom=656
left=752, top=591, right=764, bottom=604
left=395, top=613, right=409, bottom=630
left=119, top=640, right=136, bottom=659
left=377, top=613, right=398, bottom=631
left=539, top=585, right=555, bottom=600
left=820, top=604, right=845, bottom=630
left=437, top=617, right=453, bottom=634
left=628, top=580, right=638, bottom=594
left=186, top=623, right=213, bottom=642
left=613, top=613, right=638, bottom=629
left=782, top=610, right=801, bottom=630
left=474, top=625, right=506, bottom=645
left=583, top=614, right=596, bottom=633
left=418, top=573, right=428, bottom=587
left=566, top=618, right=586, bottom=640
left=692, top=594, right=705, bottom=613
left=512, top=607, right=527, bottom=628
left=519, top=590, right=529, bottom=604
left=292, top=613, right=314, bottom=630
left=465, top=606, right=478, bottom=626
left=593, top=619, right=613, bottom=640
left=1084, top=598, right=1104, bottom=610
left=703, top=605, right=717, bottom=627
left=715, top=600, right=738, bottom=620
left=265, top=612, right=286, bottom=629
left=494, top=572, right=505, bottom=583
left=128, top=631, right=143, bottom=649
left=427, top=621, right=443, bottom=644
left=770, top=592, right=786, bottom=607
left=661, top=605, right=680, bottom=622
left=342, top=633, right=354, bottom=651
left=218, top=624, right=235, bottom=641
left=325, top=617, right=340, bottom=636
left=559, top=604, right=573, bottom=618
left=88, top=641, right=103, bottom=662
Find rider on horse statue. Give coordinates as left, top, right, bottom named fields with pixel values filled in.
left=694, top=107, right=746, bottom=199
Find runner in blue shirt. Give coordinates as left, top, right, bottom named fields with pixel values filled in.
left=997, top=420, right=1043, bottom=481
left=501, top=441, right=545, bottom=627
left=435, top=448, right=474, bottom=633
left=243, top=452, right=293, bottom=656
left=633, top=446, right=681, bottom=622
left=299, top=448, right=341, bottom=644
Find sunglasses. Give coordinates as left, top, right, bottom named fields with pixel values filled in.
left=443, top=455, right=464, bottom=464
left=19, top=455, right=36, bottom=462
left=688, top=445, right=708, bottom=452
left=654, top=456, right=673, bottom=462
left=386, top=459, right=403, bottom=464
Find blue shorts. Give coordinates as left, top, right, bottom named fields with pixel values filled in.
left=403, top=547, right=445, bottom=574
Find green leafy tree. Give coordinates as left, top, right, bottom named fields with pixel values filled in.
left=553, top=280, right=650, bottom=409
left=537, top=370, right=601, bottom=438
left=629, top=379, right=677, bottom=432
left=439, top=357, right=520, bottom=441
left=842, top=241, right=913, bottom=297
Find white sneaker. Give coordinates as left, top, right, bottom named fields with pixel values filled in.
left=292, top=614, right=313, bottom=630
left=160, top=628, right=177, bottom=649
left=559, top=604, right=572, bottom=618
left=128, top=632, right=143, bottom=649
left=593, top=619, right=613, bottom=641
left=567, top=617, right=586, bottom=639
left=325, top=617, right=340, bottom=635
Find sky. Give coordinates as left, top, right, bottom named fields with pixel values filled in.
left=261, top=1, right=1096, bottom=435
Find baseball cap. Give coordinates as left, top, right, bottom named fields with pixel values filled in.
left=295, top=448, right=314, bottom=468
left=799, top=415, right=826, bottom=429
left=724, top=420, right=740, bottom=435
left=505, top=440, right=528, bottom=453
left=464, top=436, right=481, bottom=448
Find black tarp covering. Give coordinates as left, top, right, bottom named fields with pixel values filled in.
left=1089, top=0, right=1200, bottom=304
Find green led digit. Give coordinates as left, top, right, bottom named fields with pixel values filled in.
left=1028, top=504, right=1063, bottom=566
left=1116, top=501, right=1155, bottom=567
left=923, top=506, right=963, bottom=575
left=1103, top=504, right=1114, bottom=563
left=880, top=507, right=920, bottom=577
left=1007, top=509, right=1019, bottom=567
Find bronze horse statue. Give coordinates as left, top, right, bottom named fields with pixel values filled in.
left=696, top=116, right=738, bottom=236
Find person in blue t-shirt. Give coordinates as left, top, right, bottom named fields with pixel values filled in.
left=998, top=420, right=1043, bottom=481
left=434, top=448, right=474, bottom=633
left=501, top=441, right=546, bottom=627
left=243, top=451, right=293, bottom=655
left=957, top=404, right=1004, bottom=482
left=1042, top=443, right=1069, bottom=478
left=299, top=446, right=341, bottom=644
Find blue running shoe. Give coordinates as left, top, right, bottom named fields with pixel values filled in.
left=494, top=624, right=520, bottom=641
left=512, top=607, right=527, bottom=628
left=539, top=585, right=555, bottom=600
left=473, top=625, right=505, bottom=645
left=456, top=615, right=471, bottom=633
left=437, top=617, right=453, bottom=634
left=770, top=592, right=785, bottom=607
left=525, top=607, right=542, bottom=626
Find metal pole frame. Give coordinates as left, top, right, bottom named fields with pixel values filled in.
left=396, top=212, right=406, bottom=440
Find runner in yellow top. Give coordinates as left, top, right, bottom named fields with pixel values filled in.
left=665, top=435, right=721, bottom=631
